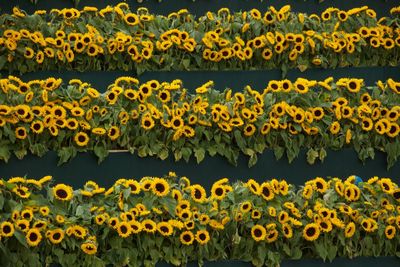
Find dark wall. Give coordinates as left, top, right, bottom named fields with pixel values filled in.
left=1, top=0, right=399, bottom=16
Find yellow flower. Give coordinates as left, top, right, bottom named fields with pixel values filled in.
left=108, top=126, right=120, bottom=140
left=303, top=223, right=320, bottom=241
left=141, top=116, right=155, bottom=130
left=12, top=185, right=30, bottom=199
left=330, top=121, right=341, bottom=135
left=346, top=79, right=363, bottom=93
left=26, top=228, right=42, bottom=246
left=282, top=223, right=293, bottom=238
left=0, top=221, right=14, bottom=237
left=251, top=225, right=266, bottom=241
left=74, top=132, right=89, bottom=147
left=157, top=222, right=173, bottom=236
left=81, top=242, right=97, bottom=255
left=195, top=230, right=210, bottom=245
left=116, top=221, right=132, bottom=238
left=142, top=219, right=157, bottom=233
left=385, top=225, right=396, bottom=239
left=53, top=184, right=73, bottom=201
left=47, top=228, right=64, bottom=244
left=151, top=178, right=170, bottom=197
left=180, top=231, right=194, bottom=245
left=15, top=127, right=27, bottom=139
left=210, top=183, right=226, bottom=200
left=190, top=184, right=207, bottom=203
left=260, top=182, right=274, bottom=201
left=344, top=222, right=356, bottom=238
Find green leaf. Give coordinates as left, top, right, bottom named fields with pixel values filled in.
left=307, top=148, right=319, bottom=164
left=0, top=146, right=11, bottom=163
left=315, top=242, right=328, bottom=260
left=13, top=231, right=28, bottom=248
left=94, top=143, right=108, bottom=163
left=273, top=146, right=284, bottom=160
left=0, top=194, right=4, bottom=210
left=194, top=147, right=205, bottom=163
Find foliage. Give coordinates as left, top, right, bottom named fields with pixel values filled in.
left=1, top=76, right=400, bottom=167
left=1, top=4, right=400, bottom=75
left=0, top=174, right=400, bottom=266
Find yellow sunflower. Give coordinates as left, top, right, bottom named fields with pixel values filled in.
left=195, top=229, right=210, bottom=245
left=190, top=184, right=207, bottom=203
left=157, top=222, right=174, bottom=236
left=151, top=178, right=170, bottom=197
left=385, top=225, right=396, bottom=239
left=47, top=228, right=64, bottom=244
left=260, top=182, right=274, bottom=201
left=180, top=231, right=195, bottom=245
left=81, top=242, right=97, bottom=255
left=108, top=126, right=120, bottom=140
left=116, top=221, right=132, bottom=238
left=142, top=219, right=157, bottom=233
left=74, top=132, right=89, bottom=147
left=0, top=221, right=15, bottom=237
left=251, top=225, right=266, bottom=242
left=303, top=223, right=320, bottom=241
left=53, top=184, right=74, bottom=201
left=26, top=228, right=42, bottom=246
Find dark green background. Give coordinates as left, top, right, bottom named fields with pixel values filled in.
left=1, top=0, right=399, bottom=16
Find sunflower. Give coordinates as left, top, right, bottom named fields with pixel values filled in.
left=47, top=228, right=64, bottom=244
left=346, top=79, right=362, bottom=93
left=251, top=209, right=261, bottom=219
left=195, top=230, right=210, bottom=245
left=151, top=178, right=170, bottom=197
left=130, top=220, right=142, bottom=234
left=318, top=220, right=333, bottom=233
left=361, top=118, right=373, bottom=131
left=385, top=225, right=396, bottom=239
left=24, top=47, right=35, bottom=59
left=330, top=121, right=341, bottom=135
left=266, top=229, right=279, bottom=243
left=15, top=127, right=27, bottom=139
left=260, top=182, right=274, bottom=201
left=81, top=242, right=97, bottom=255
left=26, top=228, right=42, bottom=246
left=278, top=211, right=289, bottom=223
left=303, top=223, right=320, bottom=241
left=55, top=215, right=65, bottom=224
left=344, top=222, right=356, bottom=238
left=116, top=221, right=132, bottom=238
left=12, top=185, right=31, bottom=199
left=282, top=223, right=293, bottom=238
left=95, top=215, right=106, bottom=225
left=313, top=177, right=328, bottom=193
left=171, top=116, right=184, bottom=130
left=250, top=224, right=266, bottom=242
left=157, top=222, right=173, bottom=236
left=74, top=132, right=89, bottom=147
left=124, top=180, right=141, bottom=194
left=108, top=126, right=120, bottom=140
left=294, top=79, right=309, bottom=94
left=53, top=184, right=74, bottom=201
left=243, top=124, right=256, bottom=136
left=108, top=217, right=119, bottom=229
left=210, top=183, right=226, bottom=200
left=0, top=221, right=14, bottom=237
left=21, top=209, right=33, bottom=221
left=142, top=219, right=157, bottom=233
left=238, top=201, right=252, bottom=213
left=141, top=116, right=155, bottom=130
left=180, top=231, right=194, bottom=245
left=393, top=189, right=400, bottom=202
left=190, top=184, right=207, bottom=203
left=246, top=179, right=260, bottom=195
left=30, top=121, right=44, bottom=134
left=15, top=219, right=29, bottom=232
